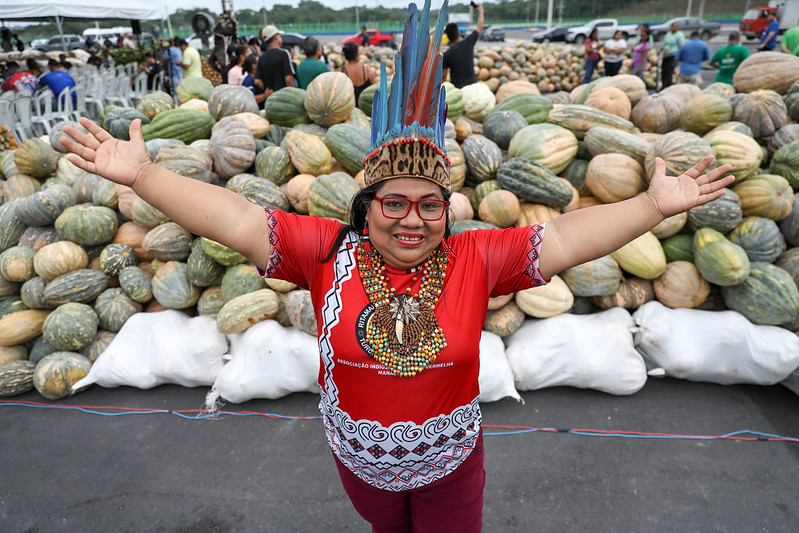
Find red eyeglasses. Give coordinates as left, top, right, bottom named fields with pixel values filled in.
left=373, top=195, right=448, bottom=221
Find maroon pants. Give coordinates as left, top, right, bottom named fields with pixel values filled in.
left=334, top=432, right=485, bottom=533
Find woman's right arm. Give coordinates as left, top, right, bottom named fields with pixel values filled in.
left=62, top=118, right=272, bottom=269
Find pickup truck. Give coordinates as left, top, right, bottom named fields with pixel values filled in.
left=565, top=19, right=639, bottom=45
left=342, top=29, right=395, bottom=47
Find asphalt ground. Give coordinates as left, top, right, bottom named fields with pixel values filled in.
left=2, top=377, right=799, bottom=532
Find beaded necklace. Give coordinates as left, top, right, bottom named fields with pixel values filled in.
left=357, top=239, right=448, bottom=377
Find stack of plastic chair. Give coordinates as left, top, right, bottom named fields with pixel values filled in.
left=70, top=84, right=90, bottom=122
left=30, top=90, right=57, bottom=136
left=12, top=93, right=34, bottom=141
left=84, top=71, right=107, bottom=119
left=0, top=100, right=13, bottom=130
left=52, top=86, right=74, bottom=124
left=131, top=72, right=149, bottom=105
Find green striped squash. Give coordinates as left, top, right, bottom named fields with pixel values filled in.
left=14, top=138, right=58, bottom=178
left=482, top=111, right=528, bottom=151
left=483, top=301, right=525, bottom=338
left=42, top=302, right=99, bottom=351
left=686, top=188, right=743, bottom=233
left=609, top=232, right=667, bottom=280
left=560, top=255, right=623, bottom=297
left=357, top=83, right=380, bottom=116
left=733, top=89, right=787, bottom=140
left=308, top=173, right=360, bottom=222
left=285, top=289, right=317, bottom=335
left=469, top=180, right=502, bottom=213
left=136, top=90, right=175, bottom=120
left=644, top=130, right=717, bottom=181
left=508, top=123, right=578, bottom=175
left=693, top=234, right=751, bottom=286
left=210, top=116, right=257, bottom=179
left=0, top=246, right=36, bottom=283
left=141, top=108, right=216, bottom=144
left=652, top=260, right=710, bottom=309
left=207, top=84, right=259, bottom=120
left=496, top=157, right=573, bottom=208
left=33, top=352, right=92, bottom=400
left=704, top=130, right=762, bottom=183
left=103, top=107, right=150, bottom=140
left=151, top=261, right=201, bottom=309
left=21, top=277, right=50, bottom=309
left=732, top=173, right=794, bottom=221
left=305, top=72, right=355, bottom=127
left=547, top=104, right=635, bottom=140
left=0, top=199, right=28, bottom=253
left=118, top=266, right=153, bottom=303
left=264, top=87, right=311, bottom=127
left=55, top=204, right=119, bottom=246
left=662, top=234, right=695, bottom=263
left=142, top=222, right=193, bottom=262
left=491, top=93, right=553, bottom=125
left=727, top=216, right=785, bottom=263
left=254, top=145, right=297, bottom=185
left=43, top=269, right=109, bottom=306
left=220, top=264, right=266, bottom=301
left=91, top=177, right=119, bottom=209
left=80, top=330, right=116, bottom=363
left=153, top=144, right=213, bottom=182
left=769, top=139, right=799, bottom=189
left=177, top=76, right=214, bottom=103
left=16, top=184, right=77, bottom=227
left=584, top=127, right=650, bottom=168
left=284, top=129, right=333, bottom=176
left=0, top=296, right=27, bottom=319
left=93, top=288, right=141, bottom=332
left=324, top=123, right=370, bottom=175
left=721, top=262, right=799, bottom=325
left=462, top=135, right=503, bottom=185
left=443, top=82, right=465, bottom=122
left=0, top=360, right=36, bottom=397
left=216, top=288, right=280, bottom=334
left=680, top=93, right=733, bottom=136
left=18, top=226, right=61, bottom=252
left=200, top=238, right=248, bottom=266
left=186, top=238, right=225, bottom=287
left=99, top=243, right=139, bottom=276
left=197, top=286, right=226, bottom=316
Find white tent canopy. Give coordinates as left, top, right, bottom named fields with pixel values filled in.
left=0, top=0, right=161, bottom=21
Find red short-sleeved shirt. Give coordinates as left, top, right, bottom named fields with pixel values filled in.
left=260, top=209, right=547, bottom=490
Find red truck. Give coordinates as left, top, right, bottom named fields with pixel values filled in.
left=342, top=29, right=395, bottom=47
left=740, top=0, right=799, bottom=39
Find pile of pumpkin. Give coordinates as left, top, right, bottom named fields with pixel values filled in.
left=2, top=51, right=799, bottom=401
left=343, top=39, right=660, bottom=94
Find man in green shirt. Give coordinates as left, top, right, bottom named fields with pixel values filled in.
left=710, top=31, right=749, bottom=85
left=781, top=19, right=799, bottom=55
left=296, top=36, right=329, bottom=89
left=660, top=21, right=685, bottom=88
left=178, top=39, right=203, bottom=79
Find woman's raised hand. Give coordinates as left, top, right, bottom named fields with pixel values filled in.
left=646, top=155, right=736, bottom=219
left=61, top=117, right=152, bottom=188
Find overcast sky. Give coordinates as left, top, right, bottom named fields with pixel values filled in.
left=136, top=0, right=444, bottom=16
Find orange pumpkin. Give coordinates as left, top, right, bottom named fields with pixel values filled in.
left=585, top=153, right=646, bottom=204
left=584, top=86, right=631, bottom=120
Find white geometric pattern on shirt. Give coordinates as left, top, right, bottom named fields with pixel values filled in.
left=315, top=232, right=480, bottom=491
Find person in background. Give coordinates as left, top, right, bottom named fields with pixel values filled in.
left=1, top=61, right=38, bottom=94
left=659, top=21, right=685, bottom=88
left=138, top=51, right=163, bottom=90
left=255, top=25, right=296, bottom=98
left=0, top=29, right=12, bottom=53
left=162, top=37, right=183, bottom=95
left=241, top=54, right=265, bottom=107
left=248, top=37, right=262, bottom=57
left=296, top=37, right=329, bottom=89
left=88, top=56, right=103, bottom=69
left=603, top=30, right=627, bottom=76
left=388, top=31, right=399, bottom=50
left=442, top=2, right=484, bottom=88
left=26, top=58, right=42, bottom=78
left=177, top=38, right=202, bottom=79
left=226, top=45, right=250, bottom=86
left=37, top=59, right=76, bottom=109
left=101, top=48, right=115, bottom=69
left=358, top=26, right=370, bottom=47
left=341, top=41, right=375, bottom=106
left=675, top=31, right=711, bottom=86
left=631, top=27, right=652, bottom=79
left=781, top=18, right=799, bottom=55
left=758, top=11, right=780, bottom=51
left=122, top=33, right=137, bottom=49
left=710, top=31, right=749, bottom=84
left=12, top=34, right=24, bottom=52
left=582, top=28, right=600, bottom=84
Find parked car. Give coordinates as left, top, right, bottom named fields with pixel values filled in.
left=342, top=29, right=394, bottom=47
left=649, top=17, right=722, bottom=41
left=479, top=26, right=505, bottom=42
left=34, top=34, right=88, bottom=52
left=566, top=18, right=638, bottom=44
left=530, top=25, right=571, bottom=43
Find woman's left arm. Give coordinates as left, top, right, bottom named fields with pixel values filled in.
left=537, top=155, right=734, bottom=280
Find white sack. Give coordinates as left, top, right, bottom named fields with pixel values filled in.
left=781, top=369, right=799, bottom=397
left=478, top=331, right=521, bottom=403
left=505, top=308, right=647, bottom=395
left=72, top=311, right=228, bottom=391
left=206, top=319, right=320, bottom=407
left=633, top=301, right=799, bottom=385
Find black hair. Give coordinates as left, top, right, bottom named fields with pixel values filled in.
left=6, top=61, right=18, bottom=70
left=321, top=182, right=453, bottom=263
left=445, top=23, right=459, bottom=43
left=690, top=31, right=700, bottom=38
left=589, top=28, right=599, bottom=40
left=343, top=41, right=359, bottom=60
left=729, top=30, right=741, bottom=41
left=243, top=54, right=257, bottom=74
left=303, top=36, right=320, bottom=57
left=144, top=51, right=154, bottom=58
left=47, top=59, right=59, bottom=67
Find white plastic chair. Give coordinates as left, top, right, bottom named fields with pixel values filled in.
left=131, top=72, right=148, bottom=104
left=84, top=71, right=108, bottom=118
left=30, top=89, right=57, bottom=136
left=53, top=86, right=74, bottom=124
left=0, top=100, right=13, bottom=129
left=70, top=84, right=90, bottom=121
left=12, top=93, right=34, bottom=141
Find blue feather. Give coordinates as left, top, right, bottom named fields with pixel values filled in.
left=388, top=53, right=403, bottom=131
left=401, top=4, right=417, bottom=120
left=435, top=89, right=447, bottom=151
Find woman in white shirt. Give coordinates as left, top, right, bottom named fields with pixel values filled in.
left=603, top=30, right=627, bottom=76
left=226, top=44, right=251, bottom=86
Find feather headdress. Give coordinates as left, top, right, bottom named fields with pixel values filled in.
left=363, top=0, right=451, bottom=190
